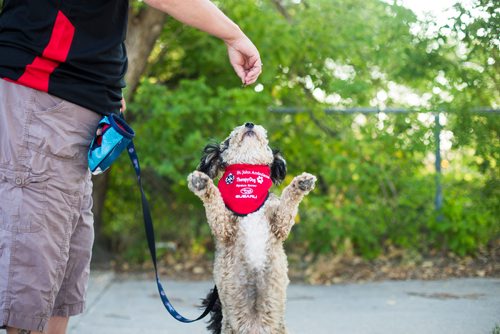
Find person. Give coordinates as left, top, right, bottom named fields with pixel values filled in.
left=0, top=0, right=262, bottom=333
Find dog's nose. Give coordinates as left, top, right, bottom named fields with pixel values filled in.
left=245, top=122, right=254, bottom=129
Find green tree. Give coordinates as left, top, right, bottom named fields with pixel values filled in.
left=99, top=0, right=498, bottom=260
left=435, top=0, right=500, bottom=255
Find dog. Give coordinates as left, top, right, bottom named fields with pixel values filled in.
left=187, top=122, right=316, bottom=334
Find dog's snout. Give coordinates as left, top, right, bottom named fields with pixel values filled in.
left=245, top=122, right=254, bottom=129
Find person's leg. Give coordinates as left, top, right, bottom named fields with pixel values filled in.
left=7, top=317, right=70, bottom=334
left=0, top=80, right=100, bottom=332
left=38, top=92, right=99, bottom=331
left=0, top=81, right=61, bottom=333
left=6, top=327, right=42, bottom=334
left=51, top=171, right=95, bottom=322
left=46, top=316, right=70, bottom=334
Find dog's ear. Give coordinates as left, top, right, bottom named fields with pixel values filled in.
left=198, top=142, right=223, bottom=179
left=271, top=149, right=287, bottom=184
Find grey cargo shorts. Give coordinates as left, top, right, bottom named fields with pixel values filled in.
left=0, top=80, right=101, bottom=332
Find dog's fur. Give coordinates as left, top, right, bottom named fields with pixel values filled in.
left=188, top=123, right=316, bottom=334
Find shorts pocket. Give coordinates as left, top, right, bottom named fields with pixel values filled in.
left=0, top=208, right=45, bottom=233
left=33, top=90, right=67, bottom=114
left=0, top=170, right=47, bottom=233
left=27, top=91, right=82, bottom=160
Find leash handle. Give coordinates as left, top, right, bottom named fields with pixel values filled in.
left=125, top=140, right=218, bottom=323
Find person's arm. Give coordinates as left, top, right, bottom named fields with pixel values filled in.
left=144, top=0, right=262, bottom=85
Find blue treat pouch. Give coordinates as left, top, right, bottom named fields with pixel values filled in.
left=88, top=113, right=135, bottom=175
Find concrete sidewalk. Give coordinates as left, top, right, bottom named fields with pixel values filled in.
left=68, top=272, right=500, bottom=334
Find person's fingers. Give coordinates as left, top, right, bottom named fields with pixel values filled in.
left=233, top=64, right=247, bottom=84
left=243, top=63, right=262, bottom=85
left=120, top=97, right=127, bottom=112
left=227, top=46, right=247, bottom=84
left=243, top=53, right=262, bottom=84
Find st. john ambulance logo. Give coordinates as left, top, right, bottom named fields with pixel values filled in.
left=225, top=173, right=234, bottom=184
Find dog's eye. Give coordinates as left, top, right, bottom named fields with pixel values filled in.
left=221, top=139, right=230, bottom=150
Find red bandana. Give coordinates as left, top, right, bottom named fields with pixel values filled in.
left=218, top=164, right=273, bottom=216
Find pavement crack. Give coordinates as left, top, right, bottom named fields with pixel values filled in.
left=407, top=291, right=485, bottom=300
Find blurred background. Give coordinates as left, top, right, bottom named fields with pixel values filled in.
left=90, top=0, right=498, bottom=283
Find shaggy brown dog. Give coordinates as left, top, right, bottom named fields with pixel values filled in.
left=188, top=122, right=316, bottom=334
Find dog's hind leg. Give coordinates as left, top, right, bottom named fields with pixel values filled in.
left=270, top=172, right=316, bottom=240
left=221, top=317, right=237, bottom=334
left=255, top=266, right=289, bottom=334
left=188, top=171, right=237, bottom=243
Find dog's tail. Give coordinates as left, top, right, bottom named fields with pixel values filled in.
left=201, top=287, right=223, bottom=334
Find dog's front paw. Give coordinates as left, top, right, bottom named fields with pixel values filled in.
left=188, top=171, right=211, bottom=194
left=293, top=173, right=317, bottom=192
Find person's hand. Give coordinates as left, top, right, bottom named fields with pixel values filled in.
left=120, top=97, right=126, bottom=113
left=225, top=35, right=262, bottom=86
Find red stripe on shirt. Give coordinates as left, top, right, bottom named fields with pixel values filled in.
left=15, top=11, right=75, bottom=92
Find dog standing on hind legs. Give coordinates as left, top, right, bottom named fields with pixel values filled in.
left=188, top=122, right=316, bottom=334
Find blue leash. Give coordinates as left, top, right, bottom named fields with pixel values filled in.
left=125, top=140, right=218, bottom=322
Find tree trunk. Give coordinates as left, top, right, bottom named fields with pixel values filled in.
left=92, top=6, right=167, bottom=247
left=125, top=7, right=168, bottom=96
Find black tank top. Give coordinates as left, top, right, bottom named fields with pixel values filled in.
left=0, top=0, right=129, bottom=115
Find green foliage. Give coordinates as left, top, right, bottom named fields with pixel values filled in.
left=102, top=0, right=499, bottom=261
